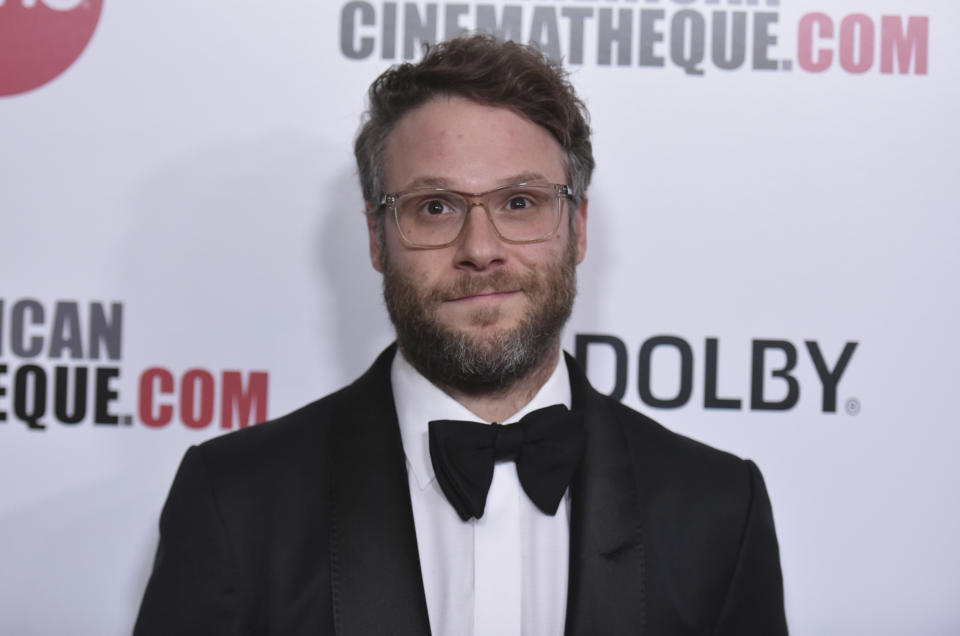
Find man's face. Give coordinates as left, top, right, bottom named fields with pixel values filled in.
left=368, top=96, right=587, bottom=392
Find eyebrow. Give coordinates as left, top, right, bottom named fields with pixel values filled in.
left=399, top=172, right=551, bottom=193
left=403, top=176, right=450, bottom=190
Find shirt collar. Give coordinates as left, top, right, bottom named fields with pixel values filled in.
left=392, top=349, right=573, bottom=490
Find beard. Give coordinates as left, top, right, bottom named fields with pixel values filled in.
left=382, top=236, right=578, bottom=394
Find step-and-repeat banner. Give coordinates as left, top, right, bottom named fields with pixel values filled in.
left=1, top=1, right=957, bottom=634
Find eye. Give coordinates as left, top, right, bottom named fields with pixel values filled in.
left=506, top=195, right=535, bottom=210
left=421, top=198, right=453, bottom=216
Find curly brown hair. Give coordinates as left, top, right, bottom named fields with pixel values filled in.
left=354, top=34, right=595, bottom=215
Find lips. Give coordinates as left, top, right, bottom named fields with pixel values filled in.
left=430, top=272, right=528, bottom=305
left=447, top=289, right=519, bottom=303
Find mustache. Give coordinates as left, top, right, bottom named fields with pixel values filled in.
left=427, top=271, right=539, bottom=303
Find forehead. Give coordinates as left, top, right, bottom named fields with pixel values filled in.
left=383, top=96, right=566, bottom=193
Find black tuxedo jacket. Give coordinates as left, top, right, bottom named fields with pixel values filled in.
left=135, top=346, right=787, bottom=635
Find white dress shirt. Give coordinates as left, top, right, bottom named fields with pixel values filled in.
left=391, top=351, right=572, bottom=636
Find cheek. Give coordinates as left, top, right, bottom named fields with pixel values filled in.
left=384, top=242, right=447, bottom=287
left=522, top=235, right=571, bottom=268
left=380, top=222, right=412, bottom=271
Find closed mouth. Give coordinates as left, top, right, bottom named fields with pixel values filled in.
left=447, top=289, right=519, bottom=302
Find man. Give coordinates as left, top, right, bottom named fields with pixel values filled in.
left=135, top=35, right=787, bottom=635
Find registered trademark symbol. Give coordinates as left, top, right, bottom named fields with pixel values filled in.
left=845, top=398, right=861, bottom=416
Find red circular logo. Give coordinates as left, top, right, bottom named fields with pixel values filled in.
left=0, top=0, right=103, bottom=97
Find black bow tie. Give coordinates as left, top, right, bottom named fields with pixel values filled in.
left=428, top=404, right=586, bottom=521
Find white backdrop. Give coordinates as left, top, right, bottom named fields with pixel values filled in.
left=1, top=1, right=957, bottom=634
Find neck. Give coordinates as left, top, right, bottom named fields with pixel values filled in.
left=434, top=346, right=562, bottom=423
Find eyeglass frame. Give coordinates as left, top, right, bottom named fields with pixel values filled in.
left=378, top=182, right=574, bottom=249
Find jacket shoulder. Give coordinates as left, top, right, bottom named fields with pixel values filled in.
left=603, top=396, right=748, bottom=473
left=599, top=395, right=765, bottom=545
left=599, top=398, right=786, bottom=634
left=195, top=348, right=395, bottom=474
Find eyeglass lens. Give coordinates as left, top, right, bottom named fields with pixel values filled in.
left=395, top=184, right=562, bottom=247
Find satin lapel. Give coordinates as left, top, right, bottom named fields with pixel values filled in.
left=329, top=346, right=432, bottom=636
left=564, top=354, right=647, bottom=636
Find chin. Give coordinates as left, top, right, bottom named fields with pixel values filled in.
left=443, top=302, right=527, bottom=330
left=452, top=312, right=524, bottom=333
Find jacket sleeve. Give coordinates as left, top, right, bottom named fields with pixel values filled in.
left=133, top=446, right=247, bottom=636
left=712, top=460, right=789, bottom=636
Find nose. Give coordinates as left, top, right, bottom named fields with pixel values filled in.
left=453, top=202, right=507, bottom=271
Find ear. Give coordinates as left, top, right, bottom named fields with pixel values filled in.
left=573, top=198, right=588, bottom=265
left=365, top=204, right=384, bottom=273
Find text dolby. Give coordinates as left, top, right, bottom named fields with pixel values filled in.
left=575, top=333, right=858, bottom=413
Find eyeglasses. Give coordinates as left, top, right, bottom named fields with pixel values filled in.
left=380, top=182, right=573, bottom=249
